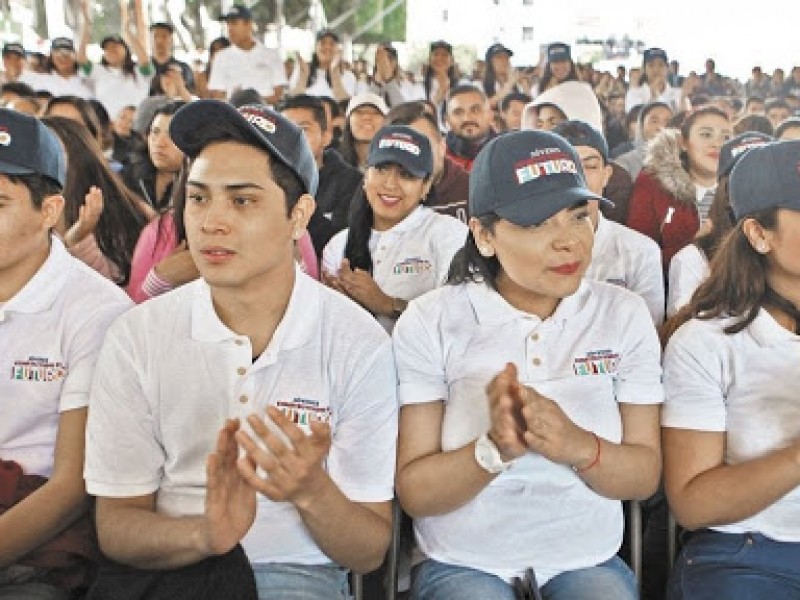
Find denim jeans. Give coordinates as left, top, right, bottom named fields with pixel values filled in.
left=251, top=563, right=350, bottom=600
left=667, top=529, right=800, bottom=599
left=412, top=556, right=637, bottom=600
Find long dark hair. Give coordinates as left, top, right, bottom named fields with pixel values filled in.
left=423, top=58, right=459, bottom=102
left=204, top=36, right=231, bottom=79
left=663, top=207, right=780, bottom=342
left=306, top=52, right=333, bottom=89
left=677, top=105, right=730, bottom=171
left=338, top=116, right=360, bottom=169
left=446, top=214, right=502, bottom=289
left=693, top=177, right=736, bottom=263
left=45, top=95, right=101, bottom=144
left=42, top=116, right=146, bottom=285
left=101, top=39, right=137, bottom=79
left=539, top=60, right=579, bottom=92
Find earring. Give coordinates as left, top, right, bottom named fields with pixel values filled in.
left=756, top=242, right=768, bottom=253
left=292, top=230, right=302, bottom=241
left=479, top=245, right=493, bottom=257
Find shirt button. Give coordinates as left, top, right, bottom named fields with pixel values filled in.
left=237, top=367, right=246, bottom=376
left=530, top=333, right=540, bottom=341
left=235, top=339, right=245, bottom=346
left=239, top=394, right=248, bottom=404
left=532, top=357, right=541, bottom=366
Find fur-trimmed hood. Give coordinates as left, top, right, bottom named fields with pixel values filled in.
left=642, top=128, right=696, bottom=206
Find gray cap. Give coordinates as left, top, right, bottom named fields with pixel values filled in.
left=0, top=108, right=65, bottom=187
left=469, top=129, right=604, bottom=226
left=729, top=140, right=800, bottom=220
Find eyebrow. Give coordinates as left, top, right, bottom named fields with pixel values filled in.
left=186, top=181, right=266, bottom=191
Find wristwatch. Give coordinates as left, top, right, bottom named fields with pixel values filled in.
left=474, top=433, right=511, bottom=474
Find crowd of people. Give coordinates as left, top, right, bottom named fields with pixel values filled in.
left=2, top=2, right=800, bottom=600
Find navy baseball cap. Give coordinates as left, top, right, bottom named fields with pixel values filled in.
left=486, top=43, right=513, bottom=61
left=717, top=132, right=773, bottom=180
left=547, top=42, right=571, bottom=63
left=0, top=108, right=66, bottom=188
left=169, top=100, right=318, bottom=195
left=2, top=42, right=25, bottom=57
left=100, top=34, right=126, bottom=48
left=729, top=140, right=800, bottom=220
left=643, top=48, right=668, bottom=64
left=430, top=40, right=452, bottom=54
left=316, top=28, right=340, bottom=43
left=552, top=120, right=609, bottom=163
left=470, top=130, right=604, bottom=226
left=220, top=4, right=252, bottom=20
left=366, top=125, right=433, bottom=179
left=50, top=37, right=75, bottom=52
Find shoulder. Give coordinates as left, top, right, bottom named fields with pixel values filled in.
left=63, top=255, right=132, bottom=311
left=607, top=219, right=661, bottom=253
left=314, top=279, right=389, bottom=347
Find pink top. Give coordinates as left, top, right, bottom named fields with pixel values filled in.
left=126, top=212, right=320, bottom=304
left=68, top=233, right=122, bottom=283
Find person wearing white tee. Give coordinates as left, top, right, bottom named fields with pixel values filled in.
left=288, top=29, right=356, bottom=101
left=554, top=120, right=665, bottom=325
left=0, top=109, right=131, bottom=598
left=208, top=5, right=286, bottom=105
left=34, top=37, right=93, bottom=99
left=625, top=48, right=683, bottom=113
left=322, top=124, right=466, bottom=333
left=662, top=140, right=800, bottom=598
left=84, top=101, right=395, bottom=599
left=394, top=130, right=662, bottom=600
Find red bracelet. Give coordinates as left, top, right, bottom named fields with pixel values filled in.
left=574, top=432, right=601, bottom=474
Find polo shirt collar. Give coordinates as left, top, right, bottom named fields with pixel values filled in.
left=466, top=279, right=590, bottom=327
left=748, top=307, right=800, bottom=347
left=593, top=213, right=610, bottom=253
left=190, top=267, right=320, bottom=354
left=373, top=205, right=427, bottom=238
left=3, top=236, right=70, bottom=316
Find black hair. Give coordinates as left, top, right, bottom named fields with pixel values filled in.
left=423, top=49, right=459, bottom=103
left=7, top=173, right=62, bottom=209
left=482, top=49, right=511, bottom=99
left=446, top=214, right=502, bottom=289
left=765, top=98, right=791, bottom=113
left=318, top=95, right=342, bottom=119
left=45, top=95, right=102, bottom=143
left=447, top=83, right=487, bottom=104
left=1, top=81, right=36, bottom=98
left=278, top=94, right=327, bottom=131
left=539, top=59, right=579, bottom=92
left=204, top=36, right=231, bottom=79
left=384, top=101, right=439, bottom=133
left=499, top=92, right=531, bottom=113
left=733, top=114, right=774, bottom=136
left=45, top=49, right=78, bottom=75
left=35, top=89, right=53, bottom=102
left=101, top=38, right=137, bottom=79
left=228, top=88, right=263, bottom=108
left=88, top=98, right=114, bottom=151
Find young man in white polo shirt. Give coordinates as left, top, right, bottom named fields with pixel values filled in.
left=208, top=5, right=287, bottom=105
left=84, top=101, right=396, bottom=599
left=553, top=120, right=665, bottom=325
left=0, top=109, right=131, bottom=598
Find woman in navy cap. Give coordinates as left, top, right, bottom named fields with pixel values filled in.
left=36, top=37, right=92, bottom=99
left=483, top=43, right=521, bottom=110
left=535, top=42, right=579, bottom=95
left=625, top=48, right=683, bottom=113
left=394, top=129, right=662, bottom=599
left=662, top=140, right=800, bottom=598
left=322, top=124, right=466, bottom=333
left=288, top=29, right=356, bottom=101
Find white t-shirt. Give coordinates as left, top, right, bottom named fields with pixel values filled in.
left=662, top=310, right=800, bottom=542
left=322, top=205, right=467, bottom=332
left=34, top=72, right=93, bottom=99
left=0, top=237, right=131, bottom=477
left=625, top=84, right=682, bottom=113
left=209, top=42, right=287, bottom=99
left=393, top=280, right=663, bottom=584
left=289, top=66, right=356, bottom=99
left=586, top=214, right=665, bottom=325
left=85, top=269, right=397, bottom=565
left=84, top=63, right=152, bottom=122
left=666, top=243, right=708, bottom=318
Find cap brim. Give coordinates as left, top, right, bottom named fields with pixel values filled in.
left=0, top=160, right=36, bottom=177
left=367, top=158, right=428, bottom=179
left=492, top=187, right=608, bottom=227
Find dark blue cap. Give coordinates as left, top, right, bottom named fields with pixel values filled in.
left=643, top=48, right=668, bottom=64
left=316, top=28, right=340, bottom=42
left=552, top=120, right=609, bottom=163
left=486, top=43, right=513, bottom=61
left=169, top=100, right=318, bottom=195
left=717, top=131, right=773, bottom=180
left=2, top=42, right=25, bottom=57
left=547, top=42, right=571, bottom=63
left=50, top=37, right=75, bottom=52
left=430, top=40, right=452, bottom=54
left=220, top=4, right=252, bottom=20
left=367, top=125, right=433, bottom=179
left=0, top=108, right=66, bottom=187
left=100, top=34, right=126, bottom=48
left=729, top=140, right=800, bottom=220
left=469, top=130, right=604, bottom=226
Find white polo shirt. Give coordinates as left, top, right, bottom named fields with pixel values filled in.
left=35, top=72, right=93, bottom=99
left=289, top=66, right=357, bottom=99
left=666, top=243, right=708, bottom=318
left=84, top=269, right=397, bottom=565
left=208, top=42, right=287, bottom=99
left=663, top=310, right=800, bottom=542
left=625, top=84, right=683, bottom=113
left=393, top=279, right=663, bottom=584
left=0, top=237, right=131, bottom=478
left=322, top=205, right=467, bottom=332
left=83, top=64, right=152, bottom=121
left=586, top=214, right=665, bottom=324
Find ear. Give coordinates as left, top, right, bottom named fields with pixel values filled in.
left=40, top=194, right=65, bottom=230
left=468, top=216, right=495, bottom=257
left=290, top=194, right=315, bottom=238
left=741, top=217, right=771, bottom=254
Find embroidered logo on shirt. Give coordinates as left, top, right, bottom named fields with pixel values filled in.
left=393, top=257, right=432, bottom=275
left=9, top=357, right=67, bottom=382
left=573, top=349, right=619, bottom=376
left=276, top=398, right=331, bottom=429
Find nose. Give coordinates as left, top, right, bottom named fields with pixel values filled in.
left=199, top=198, right=230, bottom=234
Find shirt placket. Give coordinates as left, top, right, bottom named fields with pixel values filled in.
left=523, top=318, right=549, bottom=384
left=229, top=335, right=256, bottom=422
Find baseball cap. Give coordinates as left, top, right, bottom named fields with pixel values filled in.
left=486, top=43, right=513, bottom=61
left=100, top=34, right=126, bottom=48
left=316, top=28, right=340, bottom=43
left=552, top=120, right=609, bottom=163
left=470, top=130, right=604, bottom=226
left=0, top=108, right=66, bottom=188
left=219, top=4, right=253, bottom=21
left=547, top=42, right=571, bottom=63
left=729, top=140, right=800, bottom=220
left=717, top=132, right=773, bottom=180
left=169, top=100, right=318, bottom=195
left=150, top=21, right=175, bottom=33
left=345, top=92, right=389, bottom=117
left=2, top=42, right=25, bottom=57
left=366, top=125, right=433, bottom=179
left=50, top=37, right=75, bottom=52
left=643, top=48, right=668, bottom=64
left=429, top=40, right=452, bottom=54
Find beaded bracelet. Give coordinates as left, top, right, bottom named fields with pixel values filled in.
left=574, top=432, right=601, bottom=474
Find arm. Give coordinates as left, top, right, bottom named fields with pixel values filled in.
left=0, top=409, right=90, bottom=567
left=262, top=85, right=285, bottom=106
left=329, top=51, right=351, bottom=101
left=487, top=72, right=519, bottom=110
left=77, top=0, right=92, bottom=67
left=287, top=55, right=309, bottom=96
left=124, top=0, right=150, bottom=67
left=626, top=173, right=663, bottom=245
left=664, top=429, right=800, bottom=530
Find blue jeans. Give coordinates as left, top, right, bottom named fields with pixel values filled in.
left=251, top=563, right=350, bottom=600
left=667, top=529, right=800, bottom=599
left=412, top=556, right=637, bottom=600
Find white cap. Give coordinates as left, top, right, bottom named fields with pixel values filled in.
left=345, top=92, right=389, bottom=117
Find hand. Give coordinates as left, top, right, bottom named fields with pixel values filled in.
left=321, top=269, right=347, bottom=295
left=374, top=47, right=392, bottom=83
left=330, top=47, right=342, bottom=72
left=295, top=53, right=309, bottom=81
left=160, top=68, right=188, bottom=99
left=154, top=241, right=199, bottom=286
left=203, top=419, right=257, bottom=555
left=65, top=186, right=103, bottom=246
left=235, top=407, right=332, bottom=511
left=485, top=363, right=528, bottom=461
left=520, top=386, right=597, bottom=469
left=337, top=258, right=393, bottom=316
